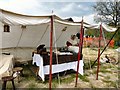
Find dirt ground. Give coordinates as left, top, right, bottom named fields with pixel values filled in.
left=0, top=48, right=119, bottom=89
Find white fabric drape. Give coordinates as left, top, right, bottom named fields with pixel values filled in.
left=33, top=54, right=84, bottom=81
left=32, top=54, right=44, bottom=81
left=0, top=55, right=14, bottom=80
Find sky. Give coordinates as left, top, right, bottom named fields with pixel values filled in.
left=0, top=0, right=99, bottom=24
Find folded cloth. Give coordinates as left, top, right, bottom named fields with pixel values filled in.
left=33, top=54, right=44, bottom=81
left=68, top=46, right=79, bottom=53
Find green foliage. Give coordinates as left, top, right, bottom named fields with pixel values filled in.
left=86, top=29, right=99, bottom=37
left=78, top=74, right=89, bottom=82
left=114, top=29, right=120, bottom=45
left=86, top=28, right=120, bottom=46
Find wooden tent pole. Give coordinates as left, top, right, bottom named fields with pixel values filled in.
left=96, top=23, right=102, bottom=80
left=75, top=19, right=84, bottom=87
left=49, top=15, right=54, bottom=90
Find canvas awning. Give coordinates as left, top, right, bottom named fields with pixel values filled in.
left=0, top=9, right=90, bottom=26
left=86, top=23, right=117, bottom=32
left=0, top=9, right=117, bottom=49
left=0, top=9, right=91, bottom=48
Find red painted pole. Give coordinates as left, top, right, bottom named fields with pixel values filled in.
left=75, top=19, right=84, bottom=87
left=49, top=15, right=54, bottom=90
left=96, top=24, right=102, bottom=80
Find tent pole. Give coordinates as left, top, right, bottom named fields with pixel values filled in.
left=91, top=27, right=119, bottom=68
left=102, top=28, right=107, bottom=47
left=49, top=15, right=54, bottom=90
left=75, top=19, right=84, bottom=87
left=96, top=24, right=102, bottom=80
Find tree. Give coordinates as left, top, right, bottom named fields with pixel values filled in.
left=93, top=0, right=120, bottom=27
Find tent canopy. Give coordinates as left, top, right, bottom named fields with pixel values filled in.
left=0, top=9, right=91, bottom=48
left=86, top=23, right=117, bottom=32
left=0, top=9, right=117, bottom=48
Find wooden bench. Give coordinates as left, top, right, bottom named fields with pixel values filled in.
left=2, top=76, right=15, bottom=90
left=12, top=67, right=23, bottom=83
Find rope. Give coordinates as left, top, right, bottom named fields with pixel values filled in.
left=16, top=27, right=24, bottom=48
left=53, top=21, right=61, bottom=85
left=14, top=26, right=24, bottom=59
left=53, top=31, right=63, bottom=45
left=53, top=26, right=67, bottom=45
left=36, top=24, right=49, bottom=47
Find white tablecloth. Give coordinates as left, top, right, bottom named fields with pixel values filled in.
left=0, top=55, right=14, bottom=79
left=33, top=54, right=84, bottom=81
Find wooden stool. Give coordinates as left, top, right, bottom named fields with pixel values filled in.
left=2, top=76, right=15, bottom=90
left=12, top=67, right=23, bottom=83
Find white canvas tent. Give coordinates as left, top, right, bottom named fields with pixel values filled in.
left=86, top=22, right=117, bottom=32
left=0, top=9, right=117, bottom=62
left=0, top=9, right=91, bottom=62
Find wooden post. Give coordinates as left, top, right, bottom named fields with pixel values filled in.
left=49, top=15, right=54, bottom=90
left=75, top=19, right=84, bottom=87
left=96, top=24, right=102, bottom=80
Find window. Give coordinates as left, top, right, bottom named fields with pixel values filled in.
left=4, top=25, right=10, bottom=32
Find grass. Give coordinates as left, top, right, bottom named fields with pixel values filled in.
left=102, top=79, right=111, bottom=83
left=91, top=69, right=97, bottom=74
left=84, top=73, right=89, bottom=76
left=3, top=48, right=117, bottom=89
left=5, top=82, right=14, bottom=89
left=117, top=67, right=120, bottom=70
left=78, top=74, right=89, bottom=82
left=100, top=68, right=111, bottom=73
left=102, top=76, right=118, bottom=88
left=84, top=60, right=98, bottom=69
left=104, top=76, right=110, bottom=80
left=52, top=77, right=59, bottom=88
left=90, top=83, right=96, bottom=89
left=110, top=81, right=118, bottom=88
left=60, top=74, right=75, bottom=84
left=28, top=83, right=36, bottom=88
